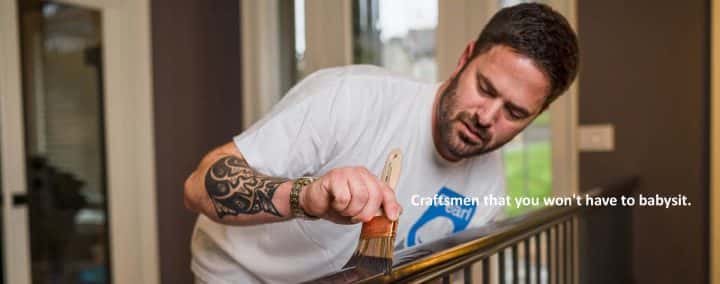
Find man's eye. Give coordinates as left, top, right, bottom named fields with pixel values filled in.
left=507, top=109, right=524, bottom=120
left=477, top=85, right=491, bottom=97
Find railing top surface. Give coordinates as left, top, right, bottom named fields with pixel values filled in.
left=308, top=177, right=639, bottom=284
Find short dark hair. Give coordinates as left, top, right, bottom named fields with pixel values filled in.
left=472, top=3, right=579, bottom=107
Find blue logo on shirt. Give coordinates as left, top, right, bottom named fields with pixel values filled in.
left=406, top=187, right=477, bottom=247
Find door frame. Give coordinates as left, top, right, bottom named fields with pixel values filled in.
left=0, top=0, right=158, bottom=283
left=711, top=0, right=719, bottom=283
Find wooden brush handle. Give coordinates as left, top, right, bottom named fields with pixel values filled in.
left=379, top=149, right=402, bottom=190
left=360, top=149, right=402, bottom=238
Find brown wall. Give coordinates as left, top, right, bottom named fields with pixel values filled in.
left=578, top=1, right=709, bottom=283
left=151, top=1, right=242, bottom=283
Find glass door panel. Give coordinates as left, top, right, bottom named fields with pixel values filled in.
left=17, top=1, right=109, bottom=283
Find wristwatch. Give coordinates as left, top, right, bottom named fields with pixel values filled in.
left=290, top=177, right=318, bottom=220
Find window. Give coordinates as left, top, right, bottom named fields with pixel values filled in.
left=294, top=0, right=307, bottom=80
left=294, top=0, right=438, bottom=82
left=504, top=112, right=552, bottom=216
left=352, top=0, right=438, bottom=82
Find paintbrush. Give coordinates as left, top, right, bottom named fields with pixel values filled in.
left=342, top=148, right=403, bottom=275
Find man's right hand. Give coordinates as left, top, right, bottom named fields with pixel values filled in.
left=300, top=167, right=403, bottom=224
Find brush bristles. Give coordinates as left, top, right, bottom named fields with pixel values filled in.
left=343, top=235, right=395, bottom=273
left=347, top=238, right=394, bottom=273
left=354, top=236, right=395, bottom=258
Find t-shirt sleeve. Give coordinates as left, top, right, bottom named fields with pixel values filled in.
left=232, top=69, right=351, bottom=178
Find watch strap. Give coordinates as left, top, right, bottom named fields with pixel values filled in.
left=290, top=177, right=317, bottom=220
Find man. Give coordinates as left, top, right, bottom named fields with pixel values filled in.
left=184, top=3, right=578, bottom=283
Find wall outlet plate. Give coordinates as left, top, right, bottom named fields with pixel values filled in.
left=578, top=124, right=615, bottom=152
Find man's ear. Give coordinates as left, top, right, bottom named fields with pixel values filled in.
left=451, top=41, right=476, bottom=78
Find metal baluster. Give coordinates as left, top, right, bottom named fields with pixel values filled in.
left=513, top=244, right=519, bottom=284
left=554, top=225, right=559, bottom=284
left=546, top=229, right=552, bottom=284
left=535, top=234, right=541, bottom=284
left=442, top=275, right=450, bottom=284
left=565, top=220, right=571, bottom=284
left=569, top=219, right=575, bottom=284
left=499, top=249, right=506, bottom=284
left=464, top=265, right=473, bottom=284
left=483, top=257, right=491, bottom=284
left=559, top=222, right=564, bottom=284
left=524, top=238, right=531, bottom=284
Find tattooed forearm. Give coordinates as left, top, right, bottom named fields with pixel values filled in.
left=204, top=156, right=288, bottom=219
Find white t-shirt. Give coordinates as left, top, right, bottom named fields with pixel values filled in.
left=191, top=65, right=506, bottom=284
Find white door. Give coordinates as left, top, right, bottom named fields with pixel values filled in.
left=0, top=0, right=158, bottom=283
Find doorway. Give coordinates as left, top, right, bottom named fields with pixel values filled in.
left=0, top=0, right=158, bottom=283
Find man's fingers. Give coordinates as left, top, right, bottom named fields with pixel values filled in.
left=341, top=177, right=368, bottom=217
left=381, top=183, right=402, bottom=221
left=329, top=178, right=351, bottom=213
left=319, top=166, right=402, bottom=225
left=351, top=171, right=384, bottom=223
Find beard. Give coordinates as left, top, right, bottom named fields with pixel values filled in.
left=435, top=76, right=496, bottom=160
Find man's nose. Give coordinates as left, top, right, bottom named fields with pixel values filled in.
left=477, top=99, right=503, bottom=127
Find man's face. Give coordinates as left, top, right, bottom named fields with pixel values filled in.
left=433, top=45, right=550, bottom=161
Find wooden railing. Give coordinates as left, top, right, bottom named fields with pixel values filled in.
left=308, top=177, right=638, bottom=284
